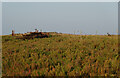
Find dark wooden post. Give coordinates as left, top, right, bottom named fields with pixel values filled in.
left=12, top=30, right=15, bottom=36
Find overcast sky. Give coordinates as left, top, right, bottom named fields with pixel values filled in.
left=2, top=2, right=118, bottom=35
left=1, top=0, right=119, bottom=2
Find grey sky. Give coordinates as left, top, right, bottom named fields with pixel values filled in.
left=118, top=2, right=120, bottom=34
left=2, top=2, right=118, bottom=35
left=0, top=2, right=2, bottom=35
left=1, top=0, right=119, bottom=2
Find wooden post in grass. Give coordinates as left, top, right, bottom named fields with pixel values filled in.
left=12, top=30, right=15, bottom=36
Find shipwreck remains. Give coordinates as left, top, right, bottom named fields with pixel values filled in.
left=14, top=29, right=50, bottom=39
left=107, top=33, right=111, bottom=36
left=21, top=32, right=50, bottom=39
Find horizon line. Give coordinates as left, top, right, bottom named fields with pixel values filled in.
left=1, top=31, right=118, bottom=36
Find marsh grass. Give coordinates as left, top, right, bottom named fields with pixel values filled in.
left=2, top=34, right=120, bottom=76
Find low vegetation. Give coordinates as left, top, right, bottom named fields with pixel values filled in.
left=2, top=33, right=120, bottom=76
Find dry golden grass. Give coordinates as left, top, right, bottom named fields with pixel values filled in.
left=2, top=34, right=120, bottom=76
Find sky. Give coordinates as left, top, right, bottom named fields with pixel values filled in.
left=2, top=2, right=118, bottom=35
left=1, top=0, right=119, bottom=2
left=0, top=2, right=1, bottom=36
left=118, top=2, right=120, bottom=34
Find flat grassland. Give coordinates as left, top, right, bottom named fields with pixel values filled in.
left=2, top=34, right=120, bottom=76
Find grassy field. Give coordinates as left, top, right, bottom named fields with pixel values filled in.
left=2, top=34, right=120, bottom=76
